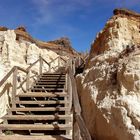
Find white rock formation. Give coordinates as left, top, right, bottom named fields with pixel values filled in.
left=77, top=9, right=140, bottom=140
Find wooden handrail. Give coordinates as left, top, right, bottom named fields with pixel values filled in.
left=49, top=56, right=59, bottom=64
left=59, top=56, right=67, bottom=63
left=41, top=57, right=50, bottom=66
left=26, top=59, right=40, bottom=71
left=17, top=66, right=28, bottom=73
left=0, top=55, right=67, bottom=99
left=0, top=66, right=16, bottom=87
left=67, top=59, right=92, bottom=140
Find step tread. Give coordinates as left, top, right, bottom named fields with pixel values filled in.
left=41, top=75, right=65, bottom=77
left=3, top=115, right=71, bottom=120
left=9, top=107, right=68, bottom=112
left=0, top=124, right=72, bottom=130
left=16, top=100, right=66, bottom=104
left=0, top=135, right=71, bottom=140
left=16, top=92, right=67, bottom=97
left=32, top=88, right=64, bottom=90
left=34, top=85, right=64, bottom=87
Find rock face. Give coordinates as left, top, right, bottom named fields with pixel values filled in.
left=77, top=9, right=140, bottom=140
left=0, top=28, right=70, bottom=123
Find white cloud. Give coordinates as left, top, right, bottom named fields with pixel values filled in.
left=31, top=0, right=93, bottom=25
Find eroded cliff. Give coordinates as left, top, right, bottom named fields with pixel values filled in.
left=77, top=9, right=140, bottom=140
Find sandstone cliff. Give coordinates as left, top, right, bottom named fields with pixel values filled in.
left=77, top=9, right=140, bottom=140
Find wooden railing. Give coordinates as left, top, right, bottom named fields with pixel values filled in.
left=0, top=55, right=67, bottom=108
left=0, top=54, right=91, bottom=140
left=66, top=59, right=92, bottom=140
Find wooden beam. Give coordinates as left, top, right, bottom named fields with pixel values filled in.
left=12, top=67, right=18, bottom=108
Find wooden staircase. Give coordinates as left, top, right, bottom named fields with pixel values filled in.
left=0, top=73, right=72, bottom=140
left=0, top=56, right=92, bottom=140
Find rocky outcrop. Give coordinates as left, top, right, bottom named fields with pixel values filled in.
left=114, top=8, right=140, bottom=18
left=77, top=9, right=140, bottom=140
left=48, top=37, right=77, bottom=55
left=14, top=26, right=77, bottom=55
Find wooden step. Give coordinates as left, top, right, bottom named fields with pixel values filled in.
left=9, top=107, right=68, bottom=112
left=36, top=82, right=65, bottom=85
left=42, top=73, right=65, bottom=75
left=0, top=124, right=71, bottom=130
left=35, top=84, right=65, bottom=86
left=39, top=78, right=65, bottom=80
left=31, top=88, right=64, bottom=91
left=16, top=100, right=66, bottom=105
left=40, top=76, right=65, bottom=78
left=41, top=75, right=65, bottom=77
left=0, top=135, right=71, bottom=140
left=16, top=92, right=67, bottom=97
left=3, top=115, right=71, bottom=120
left=34, top=85, right=64, bottom=87
left=38, top=80, right=65, bottom=83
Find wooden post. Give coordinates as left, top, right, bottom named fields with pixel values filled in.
left=65, top=73, right=68, bottom=92
left=58, top=56, right=60, bottom=68
left=39, top=56, right=43, bottom=75
left=71, top=59, right=75, bottom=75
left=12, top=67, right=18, bottom=108
left=49, top=63, right=51, bottom=73
left=78, top=57, right=81, bottom=66
left=26, top=69, right=30, bottom=91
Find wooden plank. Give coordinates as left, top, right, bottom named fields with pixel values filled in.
left=69, top=72, right=81, bottom=115
left=27, top=59, right=40, bottom=71
left=9, top=107, right=68, bottom=112
left=16, top=100, right=66, bottom=104
left=0, top=135, right=71, bottom=140
left=17, top=66, right=27, bottom=74
left=59, top=56, right=67, bottom=63
left=16, top=92, right=67, bottom=97
left=3, top=115, right=71, bottom=120
left=67, top=64, right=92, bottom=140
left=41, top=56, right=50, bottom=67
left=0, top=67, right=15, bottom=87
left=49, top=56, right=59, bottom=65
left=76, top=115, right=92, bottom=140
left=42, top=73, right=65, bottom=76
left=26, top=71, right=30, bottom=91
left=31, top=88, right=64, bottom=91
left=33, top=85, right=64, bottom=87
left=0, top=124, right=72, bottom=130
left=39, top=56, right=43, bottom=75
left=12, top=67, right=18, bottom=108
left=36, top=83, right=65, bottom=85
left=39, top=78, right=65, bottom=80
left=38, top=80, right=65, bottom=82
left=40, top=75, right=65, bottom=77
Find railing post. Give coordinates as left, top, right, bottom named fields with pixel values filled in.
left=70, top=59, right=75, bottom=75
left=49, top=63, right=51, bottom=73
left=58, top=56, right=60, bottom=68
left=12, top=67, right=17, bottom=108
left=26, top=69, right=30, bottom=91
left=39, top=56, right=43, bottom=75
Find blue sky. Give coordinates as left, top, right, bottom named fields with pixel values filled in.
left=0, top=0, right=140, bottom=52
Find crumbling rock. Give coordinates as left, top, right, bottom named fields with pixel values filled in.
left=114, top=8, right=140, bottom=18
left=0, top=26, right=8, bottom=31
left=16, top=26, right=27, bottom=32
